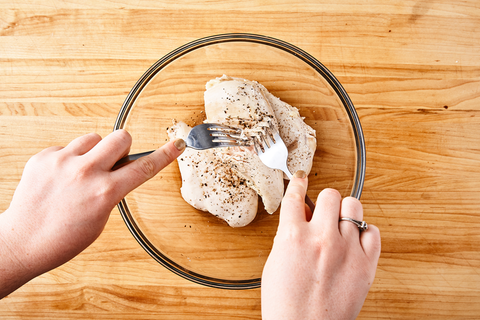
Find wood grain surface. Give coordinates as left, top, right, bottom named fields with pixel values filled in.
left=1, top=1, right=480, bottom=319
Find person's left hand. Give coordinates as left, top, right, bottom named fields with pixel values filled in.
left=0, top=130, right=185, bottom=297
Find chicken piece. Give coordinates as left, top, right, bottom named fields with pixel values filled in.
left=204, top=75, right=284, bottom=214
left=205, top=75, right=316, bottom=177
left=263, top=89, right=317, bottom=178
left=169, top=75, right=316, bottom=227
left=168, top=122, right=258, bottom=227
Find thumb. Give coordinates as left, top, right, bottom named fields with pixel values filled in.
left=279, top=170, right=309, bottom=226
left=112, top=139, right=186, bottom=197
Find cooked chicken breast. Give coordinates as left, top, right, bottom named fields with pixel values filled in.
left=168, top=122, right=259, bottom=227
left=205, top=75, right=317, bottom=179
left=262, top=88, right=317, bottom=178
left=204, top=76, right=284, bottom=214
left=169, top=75, right=316, bottom=227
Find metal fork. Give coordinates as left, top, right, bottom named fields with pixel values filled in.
left=254, top=124, right=316, bottom=212
left=112, top=123, right=248, bottom=170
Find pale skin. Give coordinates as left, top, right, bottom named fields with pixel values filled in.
left=261, top=173, right=381, bottom=320
left=0, top=130, right=381, bottom=319
left=0, top=130, right=186, bottom=299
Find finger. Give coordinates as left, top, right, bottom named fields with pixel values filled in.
left=339, top=196, right=364, bottom=241
left=111, top=139, right=186, bottom=197
left=359, top=224, right=381, bottom=261
left=279, top=170, right=309, bottom=226
left=63, top=133, right=102, bottom=155
left=86, top=130, right=132, bottom=170
left=310, top=188, right=341, bottom=234
left=43, top=145, right=64, bottom=153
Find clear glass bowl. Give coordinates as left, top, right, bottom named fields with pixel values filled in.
left=114, top=33, right=365, bottom=289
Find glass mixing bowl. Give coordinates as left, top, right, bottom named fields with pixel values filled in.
left=114, top=33, right=365, bottom=289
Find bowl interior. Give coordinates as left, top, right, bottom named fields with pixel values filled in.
left=116, top=35, right=363, bottom=289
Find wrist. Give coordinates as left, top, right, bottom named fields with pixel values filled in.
left=0, top=209, right=38, bottom=298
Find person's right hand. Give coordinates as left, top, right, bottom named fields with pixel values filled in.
left=261, top=171, right=381, bottom=320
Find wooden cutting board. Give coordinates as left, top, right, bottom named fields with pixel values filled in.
left=1, top=1, right=480, bottom=319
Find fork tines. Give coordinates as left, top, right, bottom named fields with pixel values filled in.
left=207, top=124, right=249, bottom=146
left=253, top=123, right=278, bottom=154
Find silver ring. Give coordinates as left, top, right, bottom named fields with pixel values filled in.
left=339, top=218, right=368, bottom=232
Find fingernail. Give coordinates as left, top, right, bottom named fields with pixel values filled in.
left=293, top=170, right=306, bottom=179
left=174, top=139, right=186, bottom=151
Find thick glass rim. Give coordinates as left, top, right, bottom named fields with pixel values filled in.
left=114, top=33, right=366, bottom=289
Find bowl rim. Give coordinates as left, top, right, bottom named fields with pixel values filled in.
left=114, top=33, right=366, bottom=290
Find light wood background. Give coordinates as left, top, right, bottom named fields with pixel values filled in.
left=1, top=1, right=480, bottom=319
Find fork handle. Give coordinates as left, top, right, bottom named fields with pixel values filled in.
left=305, top=194, right=316, bottom=212
left=112, top=150, right=154, bottom=170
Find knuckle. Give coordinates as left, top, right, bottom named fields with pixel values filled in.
left=136, top=156, right=157, bottom=179
left=74, top=161, right=95, bottom=180
left=115, top=129, right=132, bottom=144
left=341, top=198, right=363, bottom=220
left=319, top=188, right=341, bottom=200
left=85, top=132, right=102, bottom=143
left=342, top=196, right=362, bottom=210
left=27, top=152, right=42, bottom=166
left=317, top=236, right=346, bottom=259
left=275, top=224, right=304, bottom=244
left=97, top=181, right=116, bottom=201
left=30, top=148, right=66, bottom=171
left=282, top=191, right=304, bottom=204
left=30, top=146, right=61, bottom=162
left=154, top=143, right=179, bottom=169
left=90, top=183, right=118, bottom=212
left=161, top=146, right=176, bottom=162
left=87, top=132, right=102, bottom=139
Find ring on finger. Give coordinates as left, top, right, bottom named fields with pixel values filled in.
left=339, top=217, right=368, bottom=232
